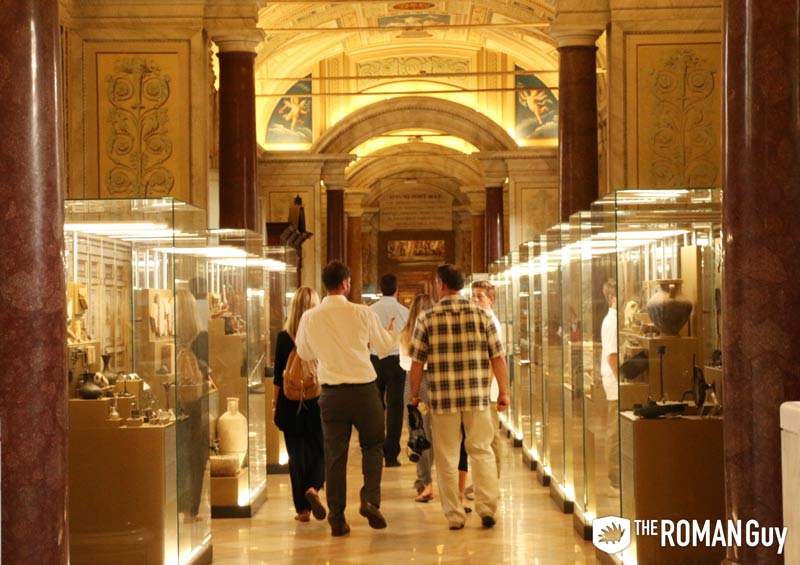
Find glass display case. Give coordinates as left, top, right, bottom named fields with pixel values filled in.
left=206, top=230, right=269, bottom=517
left=541, top=227, right=565, bottom=495
left=263, top=245, right=299, bottom=473
left=528, top=238, right=547, bottom=479
left=490, top=255, right=516, bottom=437
left=609, top=189, right=724, bottom=563
left=516, top=244, right=533, bottom=457
left=65, top=198, right=213, bottom=565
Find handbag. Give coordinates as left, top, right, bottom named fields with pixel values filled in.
left=283, top=350, right=320, bottom=404
left=177, top=346, right=204, bottom=404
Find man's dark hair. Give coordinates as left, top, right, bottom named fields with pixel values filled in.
left=380, top=274, right=398, bottom=296
left=322, top=261, right=351, bottom=291
left=436, top=264, right=465, bottom=292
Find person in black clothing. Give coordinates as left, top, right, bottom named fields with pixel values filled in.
left=273, top=286, right=327, bottom=522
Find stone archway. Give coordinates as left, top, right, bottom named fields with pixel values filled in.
left=312, top=96, right=517, bottom=155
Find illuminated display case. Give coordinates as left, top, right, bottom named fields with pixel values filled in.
left=490, top=255, right=515, bottom=438
left=516, top=244, right=533, bottom=457
left=65, top=198, right=213, bottom=565
left=541, top=227, right=566, bottom=502
left=606, top=189, right=725, bottom=564
left=205, top=230, right=272, bottom=517
left=528, top=238, right=547, bottom=481
left=263, top=245, right=299, bottom=473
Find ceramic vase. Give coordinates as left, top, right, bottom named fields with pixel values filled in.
left=78, top=373, right=103, bottom=399
left=101, top=353, right=117, bottom=386
left=646, top=279, right=693, bottom=336
left=218, top=397, right=248, bottom=467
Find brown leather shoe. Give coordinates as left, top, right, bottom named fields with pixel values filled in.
left=359, top=502, right=387, bottom=529
left=305, top=490, right=327, bottom=521
left=329, top=520, right=351, bottom=537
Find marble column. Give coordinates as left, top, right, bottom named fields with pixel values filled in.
left=347, top=214, right=363, bottom=303
left=723, top=2, right=800, bottom=563
left=217, top=36, right=260, bottom=231
left=484, top=186, right=504, bottom=265
left=554, top=32, right=599, bottom=220
left=326, top=189, right=345, bottom=263
left=0, top=1, right=68, bottom=563
left=472, top=214, right=486, bottom=273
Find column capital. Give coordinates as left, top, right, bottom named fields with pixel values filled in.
left=549, top=0, right=609, bottom=48
left=549, top=27, right=603, bottom=48
left=212, top=29, right=265, bottom=53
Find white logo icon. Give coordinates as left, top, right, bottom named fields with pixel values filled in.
left=593, top=516, right=632, bottom=554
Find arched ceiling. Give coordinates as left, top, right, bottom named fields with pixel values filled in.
left=256, top=0, right=558, bottom=81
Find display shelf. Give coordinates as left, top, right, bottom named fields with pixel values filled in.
left=65, top=198, right=212, bottom=565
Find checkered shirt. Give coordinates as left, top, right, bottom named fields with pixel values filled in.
left=409, top=295, right=505, bottom=414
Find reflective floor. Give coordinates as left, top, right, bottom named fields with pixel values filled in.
left=211, top=435, right=597, bottom=564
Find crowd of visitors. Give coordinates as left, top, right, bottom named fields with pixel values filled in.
left=272, top=260, right=509, bottom=536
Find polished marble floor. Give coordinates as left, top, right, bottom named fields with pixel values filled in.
left=211, top=435, right=598, bottom=564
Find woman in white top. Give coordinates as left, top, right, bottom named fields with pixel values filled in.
left=400, top=293, right=434, bottom=502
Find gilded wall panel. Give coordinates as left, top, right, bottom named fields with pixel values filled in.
left=84, top=43, right=191, bottom=201
left=625, top=35, right=721, bottom=188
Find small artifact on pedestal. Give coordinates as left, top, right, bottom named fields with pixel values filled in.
left=217, top=397, right=248, bottom=467
left=78, top=373, right=104, bottom=399
left=646, top=279, right=693, bottom=336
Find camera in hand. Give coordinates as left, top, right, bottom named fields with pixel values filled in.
left=407, top=403, right=431, bottom=462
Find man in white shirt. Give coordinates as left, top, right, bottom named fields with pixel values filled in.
left=369, top=274, right=410, bottom=466
left=600, top=279, right=620, bottom=489
left=295, top=261, right=399, bottom=536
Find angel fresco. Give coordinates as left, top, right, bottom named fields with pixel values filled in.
left=266, top=76, right=313, bottom=144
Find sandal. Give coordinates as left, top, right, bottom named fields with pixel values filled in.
left=415, top=492, right=434, bottom=503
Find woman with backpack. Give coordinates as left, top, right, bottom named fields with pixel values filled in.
left=273, top=286, right=327, bottom=522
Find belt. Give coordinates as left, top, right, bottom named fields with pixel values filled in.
left=321, top=382, right=376, bottom=389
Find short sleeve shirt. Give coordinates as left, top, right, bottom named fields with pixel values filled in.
left=409, top=295, right=505, bottom=413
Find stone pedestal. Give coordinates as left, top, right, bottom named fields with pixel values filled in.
left=218, top=39, right=259, bottom=231
left=723, top=1, right=800, bottom=563
left=0, top=1, right=68, bottom=562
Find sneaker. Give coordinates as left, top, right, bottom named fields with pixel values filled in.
left=449, top=520, right=465, bottom=530
left=481, top=515, right=496, bottom=528
left=305, top=490, right=327, bottom=521
left=359, top=502, right=388, bottom=529
left=329, top=520, right=351, bottom=537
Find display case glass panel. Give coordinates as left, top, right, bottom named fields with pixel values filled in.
left=529, top=239, right=546, bottom=465
left=206, top=230, right=272, bottom=515
left=541, top=228, right=565, bottom=483
left=605, top=188, right=722, bottom=562
left=490, top=257, right=514, bottom=433
left=517, top=244, right=533, bottom=451
left=65, top=198, right=212, bottom=565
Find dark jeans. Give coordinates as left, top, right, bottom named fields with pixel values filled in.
left=284, top=430, right=325, bottom=514
left=371, top=355, right=406, bottom=463
left=318, top=383, right=385, bottom=523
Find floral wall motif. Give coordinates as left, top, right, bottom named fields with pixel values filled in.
left=629, top=40, right=722, bottom=189
left=648, top=49, right=718, bottom=187
left=92, top=49, right=189, bottom=202
left=104, top=57, right=174, bottom=196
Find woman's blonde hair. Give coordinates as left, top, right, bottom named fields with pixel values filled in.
left=175, top=288, right=200, bottom=347
left=401, top=293, right=433, bottom=347
left=284, top=286, right=320, bottom=339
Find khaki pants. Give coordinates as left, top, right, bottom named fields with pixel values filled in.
left=431, top=408, right=499, bottom=524
left=490, top=403, right=502, bottom=477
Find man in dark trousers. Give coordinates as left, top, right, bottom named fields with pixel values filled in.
left=369, top=274, right=410, bottom=466
left=295, top=261, right=399, bottom=536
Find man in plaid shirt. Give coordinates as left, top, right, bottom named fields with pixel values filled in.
left=409, top=264, right=509, bottom=530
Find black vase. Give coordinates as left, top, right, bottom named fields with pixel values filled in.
left=78, top=373, right=104, bottom=400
